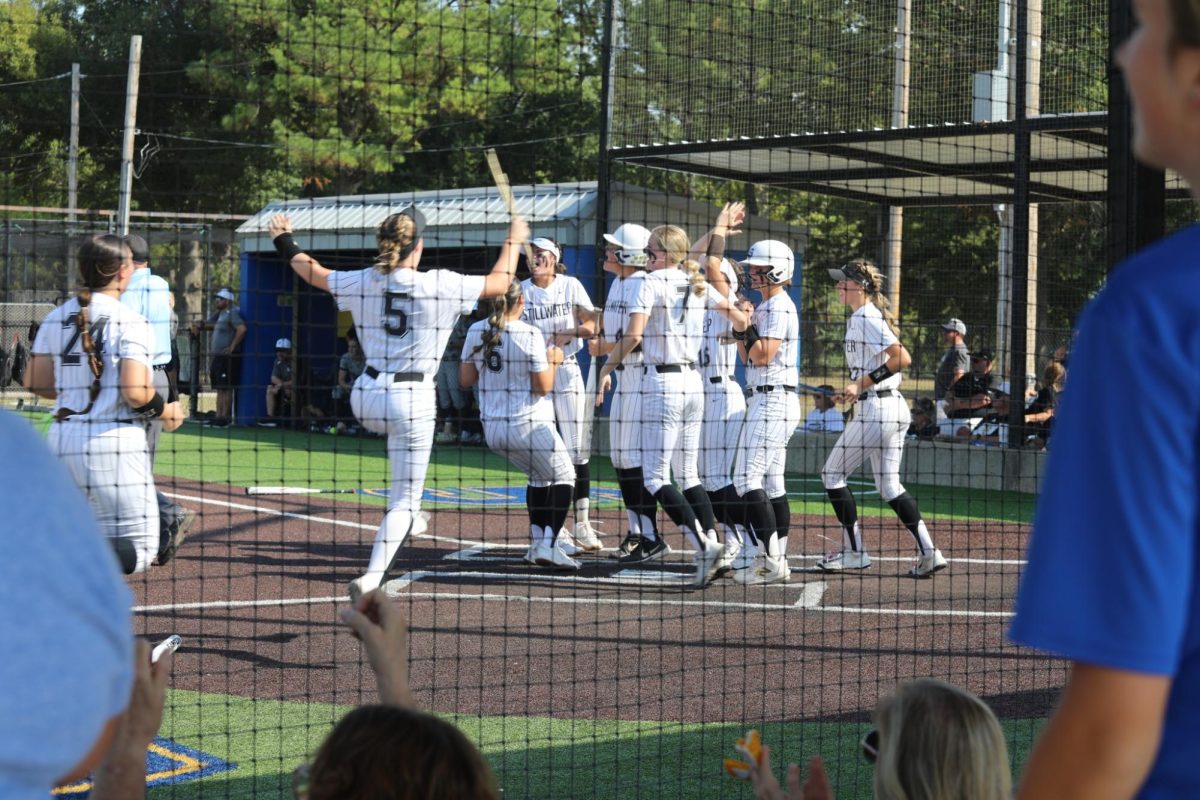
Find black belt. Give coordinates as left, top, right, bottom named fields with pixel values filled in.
left=709, top=376, right=734, bottom=384
left=153, top=363, right=171, bottom=371
left=647, top=363, right=693, bottom=374
left=859, top=388, right=895, bottom=401
left=753, top=384, right=796, bottom=394
left=365, top=366, right=425, bottom=383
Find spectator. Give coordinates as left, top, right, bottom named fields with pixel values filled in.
left=747, top=678, right=1011, bottom=800
left=933, top=318, right=970, bottom=423
left=435, top=314, right=474, bottom=445
left=940, top=349, right=995, bottom=436
left=191, top=287, right=246, bottom=427
left=332, top=328, right=366, bottom=434
left=261, top=338, right=295, bottom=426
left=1023, top=359, right=1065, bottom=449
left=293, top=589, right=498, bottom=800
left=907, top=397, right=938, bottom=440
left=0, top=410, right=171, bottom=800
left=970, top=391, right=1012, bottom=446
left=803, top=387, right=844, bottom=433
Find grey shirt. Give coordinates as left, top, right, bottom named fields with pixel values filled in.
left=209, top=306, right=247, bottom=353
left=934, top=342, right=970, bottom=400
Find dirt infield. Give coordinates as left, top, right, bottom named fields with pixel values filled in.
left=131, top=476, right=1065, bottom=725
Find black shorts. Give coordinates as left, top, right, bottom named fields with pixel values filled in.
left=210, top=353, right=241, bottom=390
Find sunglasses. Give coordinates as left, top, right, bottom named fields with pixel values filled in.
left=860, top=728, right=879, bottom=764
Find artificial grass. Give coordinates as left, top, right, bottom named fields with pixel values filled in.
left=153, top=689, right=1043, bottom=800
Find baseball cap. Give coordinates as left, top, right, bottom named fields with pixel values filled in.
left=971, top=348, right=995, bottom=361
left=530, top=237, right=561, bottom=260
left=124, top=233, right=150, bottom=263
left=827, top=261, right=876, bottom=290
left=275, top=338, right=292, bottom=350
left=216, top=288, right=235, bottom=301
left=394, top=205, right=426, bottom=238
left=942, top=318, right=966, bottom=336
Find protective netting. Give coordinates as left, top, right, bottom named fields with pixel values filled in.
left=1, top=1, right=1197, bottom=798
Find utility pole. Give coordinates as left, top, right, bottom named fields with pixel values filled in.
left=66, top=63, right=81, bottom=288
left=884, top=0, right=911, bottom=314
left=116, top=36, right=142, bottom=236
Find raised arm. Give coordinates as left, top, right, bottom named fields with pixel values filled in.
left=481, top=217, right=531, bottom=298
left=268, top=214, right=332, bottom=293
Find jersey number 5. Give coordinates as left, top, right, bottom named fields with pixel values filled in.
left=383, top=292, right=410, bottom=338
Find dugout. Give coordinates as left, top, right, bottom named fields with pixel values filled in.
left=235, top=182, right=809, bottom=424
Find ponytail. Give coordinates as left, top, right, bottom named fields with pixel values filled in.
left=682, top=259, right=707, bottom=297
left=847, top=259, right=901, bottom=339
left=374, top=212, right=418, bottom=274
left=471, top=280, right=524, bottom=358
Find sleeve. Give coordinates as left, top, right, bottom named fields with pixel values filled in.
left=31, top=316, right=55, bottom=354
left=703, top=282, right=726, bottom=309
left=439, top=270, right=487, bottom=316
left=230, top=307, right=247, bottom=328
left=1009, top=285, right=1199, bottom=675
left=631, top=275, right=657, bottom=315
left=460, top=324, right=483, bottom=367
left=954, top=347, right=971, bottom=373
left=525, top=328, right=549, bottom=373
left=861, top=312, right=897, bottom=358
left=117, top=317, right=153, bottom=367
left=757, top=300, right=793, bottom=340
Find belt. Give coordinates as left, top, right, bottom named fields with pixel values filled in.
left=646, top=364, right=694, bottom=374
left=753, top=384, right=796, bottom=394
left=153, top=363, right=171, bottom=371
left=709, top=376, right=734, bottom=384
left=365, top=366, right=425, bottom=383
left=858, top=388, right=896, bottom=401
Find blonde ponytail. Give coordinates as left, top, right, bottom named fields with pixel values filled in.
left=374, top=213, right=418, bottom=274
left=847, top=259, right=901, bottom=339
left=471, top=280, right=524, bottom=358
left=682, top=259, right=707, bottom=297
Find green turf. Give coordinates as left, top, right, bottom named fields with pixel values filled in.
left=152, top=422, right=1034, bottom=524
left=154, top=689, right=1043, bottom=800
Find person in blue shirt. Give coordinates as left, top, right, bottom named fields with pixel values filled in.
left=120, top=234, right=194, bottom=565
left=1009, top=1, right=1200, bottom=797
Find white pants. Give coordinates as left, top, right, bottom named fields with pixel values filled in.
left=484, top=417, right=575, bottom=487
left=640, top=366, right=704, bottom=495
left=734, top=389, right=800, bottom=496
left=351, top=373, right=437, bottom=513
left=50, top=421, right=158, bottom=573
left=609, top=364, right=644, bottom=470
left=822, top=392, right=911, bottom=501
left=700, top=376, right=746, bottom=491
left=552, top=358, right=589, bottom=464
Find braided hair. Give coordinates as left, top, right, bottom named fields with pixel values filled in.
left=471, top=279, right=524, bottom=359
left=650, top=225, right=707, bottom=297
left=845, top=258, right=901, bottom=339
left=57, top=234, right=129, bottom=420
left=374, top=212, right=418, bottom=274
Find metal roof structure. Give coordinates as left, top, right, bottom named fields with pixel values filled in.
left=610, top=113, right=1188, bottom=207
left=238, top=181, right=809, bottom=254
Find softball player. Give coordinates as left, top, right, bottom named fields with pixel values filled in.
left=23, top=234, right=185, bottom=573
left=728, top=240, right=802, bottom=586
left=460, top=280, right=578, bottom=569
left=520, top=236, right=602, bottom=553
left=818, top=259, right=947, bottom=577
left=599, top=224, right=749, bottom=587
left=589, top=223, right=661, bottom=558
left=267, top=209, right=528, bottom=600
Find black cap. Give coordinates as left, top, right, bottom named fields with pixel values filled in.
left=827, top=261, right=877, bottom=291
left=124, top=233, right=150, bottom=263
left=971, top=349, right=995, bottom=361
left=396, top=205, right=426, bottom=239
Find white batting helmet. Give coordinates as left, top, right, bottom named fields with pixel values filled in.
left=742, top=240, right=794, bottom=284
left=602, top=223, right=652, bottom=267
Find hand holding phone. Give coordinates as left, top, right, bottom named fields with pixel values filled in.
left=151, top=634, right=182, bottom=664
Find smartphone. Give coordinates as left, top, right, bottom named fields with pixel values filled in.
left=151, top=634, right=183, bottom=664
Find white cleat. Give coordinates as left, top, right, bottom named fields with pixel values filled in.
left=909, top=549, right=948, bottom=578
left=522, top=543, right=539, bottom=565
left=732, top=554, right=790, bottom=586
left=816, top=549, right=872, bottom=572
left=693, top=543, right=727, bottom=587
left=573, top=521, right=604, bottom=553
left=731, top=543, right=758, bottom=571
left=557, top=529, right=581, bottom=556
left=532, top=542, right=580, bottom=570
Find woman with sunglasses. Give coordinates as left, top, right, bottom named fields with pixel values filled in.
left=748, top=678, right=1011, bottom=800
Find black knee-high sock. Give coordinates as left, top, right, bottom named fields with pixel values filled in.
left=636, top=475, right=660, bottom=535
left=682, top=485, right=717, bottom=534
left=743, top=489, right=776, bottom=548
left=615, top=467, right=643, bottom=509
left=574, top=461, right=590, bottom=502
left=707, top=490, right=728, bottom=528
left=770, top=495, right=791, bottom=540
left=527, top=485, right=552, bottom=529
left=721, top=485, right=745, bottom=530
left=549, top=482, right=574, bottom=533
left=826, top=486, right=861, bottom=550
left=887, top=492, right=924, bottom=540
left=654, top=485, right=699, bottom=535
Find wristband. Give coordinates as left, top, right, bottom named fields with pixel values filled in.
left=730, top=326, right=746, bottom=341
left=273, top=232, right=303, bottom=261
left=741, top=323, right=761, bottom=350
left=868, top=364, right=894, bottom=385
left=132, top=392, right=165, bottom=419
left=705, top=233, right=726, bottom=259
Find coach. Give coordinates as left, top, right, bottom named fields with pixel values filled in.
left=192, top=287, right=246, bottom=428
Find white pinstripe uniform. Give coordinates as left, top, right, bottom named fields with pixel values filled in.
left=699, top=261, right=746, bottom=492
left=34, top=294, right=159, bottom=572
left=520, top=275, right=596, bottom=464
left=462, top=318, right=574, bottom=487
left=734, top=291, right=801, bottom=498
left=633, top=269, right=724, bottom=496
left=821, top=303, right=908, bottom=499
left=602, top=271, right=647, bottom=470
left=328, top=265, right=484, bottom=587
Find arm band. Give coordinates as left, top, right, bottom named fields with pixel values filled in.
left=705, top=233, right=725, bottom=260
left=132, top=392, right=165, bottom=419
left=741, top=323, right=761, bottom=350
left=868, top=364, right=894, bottom=385
left=273, top=232, right=303, bottom=261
